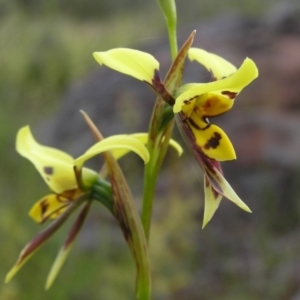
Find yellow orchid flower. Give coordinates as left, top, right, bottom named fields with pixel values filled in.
left=93, top=45, right=258, bottom=227
left=6, top=125, right=150, bottom=286
left=93, top=47, right=257, bottom=160
left=17, top=126, right=149, bottom=223
left=175, top=55, right=258, bottom=161
left=175, top=49, right=258, bottom=227
left=6, top=125, right=183, bottom=288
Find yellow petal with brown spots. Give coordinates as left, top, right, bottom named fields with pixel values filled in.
left=187, top=112, right=236, bottom=161
left=174, top=58, right=258, bottom=113
left=16, top=126, right=77, bottom=194
left=194, top=91, right=234, bottom=117
left=181, top=97, right=197, bottom=118
left=29, top=193, right=74, bottom=223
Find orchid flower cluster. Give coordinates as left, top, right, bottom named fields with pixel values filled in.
left=6, top=1, right=258, bottom=299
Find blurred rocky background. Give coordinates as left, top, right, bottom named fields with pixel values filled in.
left=1, top=0, right=300, bottom=299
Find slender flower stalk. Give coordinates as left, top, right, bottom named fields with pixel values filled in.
left=156, top=0, right=178, bottom=60
left=141, top=31, right=196, bottom=241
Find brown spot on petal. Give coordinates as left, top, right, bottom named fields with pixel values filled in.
left=56, top=194, right=69, bottom=204
left=221, top=91, right=237, bottom=99
left=188, top=117, right=201, bottom=130
left=184, top=96, right=197, bottom=105
left=43, top=167, right=53, bottom=175
left=203, top=99, right=212, bottom=109
left=40, top=199, right=49, bottom=217
left=205, top=177, right=210, bottom=188
left=212, top=186, right=220, bottom=199
left=61, top=189, right=82, bottom=201
left=188, top=117, right=210, bottom=131
left=205, top=172, right=220, bottom=199
left=204, top=132, right=222, bottom=150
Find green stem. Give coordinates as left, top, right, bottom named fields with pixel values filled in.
left=168, top=23, right=178, bottom=61
left=156, top=0, right=178, bottom=60
left=141, top=0, right=179, bottom=241
left=142, top=103, right=176, bottom=240
left=141, top=30, right=195, bottom=241
left=92, top=185, right=114, bottom=214
left=141, top=144, right=161, bottom=240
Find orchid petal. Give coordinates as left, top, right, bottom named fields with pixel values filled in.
left=16, top=126, right=77, bottom=194
left=93, top=48, right=159, bottom=83
left=75, top=135, right=150, bottom=169
left=174, top=58, right=258, bottom=113
left=131, top=133, right=183, bottom=156
left=207, top=166, right=251, bottom=213
left=29, top=194, right=71, bottom=223
left=176, top=83, right=200, bottom=97
left=46, top=244, right=73, bottom=290
left=187, top=112, right=236, bottom=161
left=110, top=133, right=183, bottom=159
left=203, top=176, right=222, bottom=228
left=5, top=250, right=35, bottom=284
left=188, top=48, right=237, bottom=80
left=194, top=91, right=234, bottom=117
left=181, top=98, right=197, bottom=118
left=163, top=136, right=183, bottom=156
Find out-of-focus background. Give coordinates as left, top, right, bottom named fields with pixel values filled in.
left=1, top=0, right=300, bottom=299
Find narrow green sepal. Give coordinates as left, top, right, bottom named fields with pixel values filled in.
left=5, top=195, right=88, bottom=283
left=45, top=201, right=92, bottom=289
